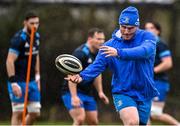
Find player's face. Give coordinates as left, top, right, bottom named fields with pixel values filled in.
left=90, top=32, right=105, bottom=51
left=120, top=25, right=137, bottom=40
left=24, top=17, right=39, bottom=33
left=145, top=23, right=159, bottom=36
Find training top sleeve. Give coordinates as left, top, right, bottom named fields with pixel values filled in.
left=72, top=50, right=86, bottom=63
left=117, top=31, right=156, bottom=60
left=9, top=33, right=24, bottom=56
left=158, top=41, right=171, bottom=59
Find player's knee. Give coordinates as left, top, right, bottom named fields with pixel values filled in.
left=91, top=119, right=99, bottom=125
left=75, top=116, right=85, bottom=124
left=87, top=118, right=99, bottom=125
left=28, top=112, right=41, bottom=119
left=12, top=111, right=23, bottom=120
left=151, top=114, right=159, bottom=119
left=30, top=111, right=41, bottom=117
left=126, top=118, right=139, bottom=125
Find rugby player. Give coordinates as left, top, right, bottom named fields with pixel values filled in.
left=65, top=6, right=159, bottom=125
left=145, top=21, right=179, bottom=125
left=6, top=11, right=41, bottom=125
left=61, top=28, right=109, bottom=125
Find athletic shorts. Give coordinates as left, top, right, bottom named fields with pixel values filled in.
left=8, top=81, right=41, bottom=103
left=61, top=92, right=97, bottom=111
left=153, top=80, right=170, bottom=102
left=113, top=94, right=152, bottom=125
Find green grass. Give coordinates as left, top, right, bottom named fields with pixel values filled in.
left=35, top=121, right=72, bottom=125
left=0, top=120, right=165, bottom=125
left=0, top=121, right=71, bottom=125
left=0, top=121, right=10, bottom=125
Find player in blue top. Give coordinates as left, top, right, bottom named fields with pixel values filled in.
left=61, top=28, right=109, bottom=125
left=145, top=21, right=179, bottom=125
left=65, top=6, right=159, bottom=125
left=6, top=12, right=41, bottom=125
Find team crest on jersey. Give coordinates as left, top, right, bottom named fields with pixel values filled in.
left=25, top=42, right=30, bottom=48
left=117, top=100, right=123, bottom=107
left=24, top=43, right=38, bottom=56
left=87, top=58, right=93, bottom=63
left=36, top=40, right=40, bottom=46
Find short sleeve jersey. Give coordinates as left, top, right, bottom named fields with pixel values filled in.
left=154, top=38, right=171, bottom=81
left=8, top=29, right=40, bottom=82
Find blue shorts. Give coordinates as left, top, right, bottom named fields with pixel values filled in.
left=61, top=92, right=97, bottom=111
left=8, top=81, right=40, bottom=103
left=113, top=94, right=152, bottom=125
left=153, top=80, right=170, bottom=102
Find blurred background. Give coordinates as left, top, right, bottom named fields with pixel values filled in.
left=0, top=0, right=180, bottom=124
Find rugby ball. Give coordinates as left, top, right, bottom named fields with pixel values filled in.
left=55, top=54, right=83, bottom=75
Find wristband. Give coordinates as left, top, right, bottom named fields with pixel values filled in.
left=11, top=83, right=21, bottom=89
left=9, top=76, right=17, bottom=83
left=35, top=74, right=40, bottom=81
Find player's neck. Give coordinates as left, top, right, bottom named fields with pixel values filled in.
left=23, top=27, right=31, bottom=36
left=86, top=42, right=96, bottom=54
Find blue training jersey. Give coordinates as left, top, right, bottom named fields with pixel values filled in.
left=80, top=29, right=159, bottom=101
left=154, top=38, right=171, bottom=82
left=62, top=43, right=97, bottom=96
left=8, top=28, right=40, bottom=82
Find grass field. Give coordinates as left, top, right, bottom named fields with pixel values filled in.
left=0, top=121, right=119, bottom=125
left=0, top=121, right=71, bottom=125
left=0, top=120, right=165, bottom=125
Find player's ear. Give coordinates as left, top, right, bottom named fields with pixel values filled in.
left=157, top=30, right=160, bottom=36
left=88, top=36, right=93, bottom=42
left=23, top=20, right=28, bottom=26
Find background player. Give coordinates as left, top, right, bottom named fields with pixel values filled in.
left=61, top=28, right=109, bottom=125
left=65, top=6, right=159, bottom=125
left=6, top=12, right=41, bottom=125
left=145, top=21, right=179, bottom=125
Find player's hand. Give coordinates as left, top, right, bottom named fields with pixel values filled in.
left=71, top=96, right=82, bottom=107
left=154, top=67, right=159, bottom=74
left=100, top=46, right=118, bottom=57
left=98, top=92, right=109, bottom=104
left=64, top=74, right=82, bottom=83
left=11, top=83, right=22, bottom=98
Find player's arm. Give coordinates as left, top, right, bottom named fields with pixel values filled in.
left=93, top=74, right=102, bottom=93
left=6, top=51, right=22, bottom=97
left=7, top=36, right=21, bottom=77
left=68, top=78, right=82, bottom=107
left=93, top=74, right=109, bottom=104
left=35, top=54, right=41, bottom=91
left=117, top=41, right=156, bottom=60
left=35, top=54, right=40, bottom=75
left=6, top=36, right=23, bottom=97
left=65, top=50, right=108, bottom=83
left=67, top=75, right=78, bottom=103
left=6, top=52, right=18, bottom=78
left=117, top=32, right=156, bottom=60
left=100, top=32, right=156, bottom=60
left=154, top=44, right=173, bottom=73
left=66, top=50, right=85, bottom=107
left=154, top=56, right=173, bottom=73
